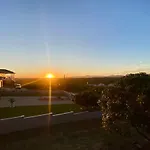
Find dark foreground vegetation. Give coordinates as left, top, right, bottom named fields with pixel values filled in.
left=74, top=73, right=150, bottom=148
left=0, top=119, right=146, bottom=150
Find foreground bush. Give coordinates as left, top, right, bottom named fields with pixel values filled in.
left=99, top=72, right=150, bottom=143
left=74, top=87, right=104, bottom=110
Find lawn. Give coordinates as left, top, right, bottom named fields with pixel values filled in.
left=0, top=104, right=81, bottom=119
left=0, top=119, right=145, bottom=150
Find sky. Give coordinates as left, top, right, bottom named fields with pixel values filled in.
left=1, top=0, right=150, bottom=78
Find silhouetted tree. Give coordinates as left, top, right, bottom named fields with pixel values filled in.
left=99, top=73, right=150, bottom=142
left=75, top=87, right=104, bottom=110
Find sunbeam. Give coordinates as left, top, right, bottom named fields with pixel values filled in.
left=21, top=78, right=42, bottom=87
left=39, top=8, right=52, bottom=129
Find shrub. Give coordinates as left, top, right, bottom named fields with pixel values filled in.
left=75, top=87, right=104, bottom=110
left=99, top=73, right=150, bottom=142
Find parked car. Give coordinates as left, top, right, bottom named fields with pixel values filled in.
left=15, top=84, right=22, bottom=89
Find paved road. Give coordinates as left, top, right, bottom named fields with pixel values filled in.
left=0, top=96, right=73, bottom=108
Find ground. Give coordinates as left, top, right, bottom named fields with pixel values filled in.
left=0, top=119, right=145, bottom=150
left=0, top=89, right=68, bottom=96
left=0, top=104, right=81, bottom=119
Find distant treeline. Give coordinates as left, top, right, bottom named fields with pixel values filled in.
left=16, top=77, right=121, bottom=92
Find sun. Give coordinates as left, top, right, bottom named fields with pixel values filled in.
left=46, top=73, right=55, bottom=79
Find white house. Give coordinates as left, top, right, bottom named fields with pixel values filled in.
left=0, top=69, right=15, bottom=88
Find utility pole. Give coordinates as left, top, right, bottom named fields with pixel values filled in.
left=64, top=74, right=66, bottom=91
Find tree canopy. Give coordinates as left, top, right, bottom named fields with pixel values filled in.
left=99, top=73, right=150, bottom=141
left=74, top=86, right=105, bottom=110
left=75, top=90, right=99, bottom=107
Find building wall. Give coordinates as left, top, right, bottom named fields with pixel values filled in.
left=0, top=80, right=3, bottom=88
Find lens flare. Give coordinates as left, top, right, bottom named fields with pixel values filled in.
left=46, top=73, right=55, bottom=79
left=21, top=78, right=42, bottom=87
left=45, top=73, right=55, bottom=131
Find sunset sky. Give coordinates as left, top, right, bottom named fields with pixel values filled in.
left=1, top=0, right=150, bottom=78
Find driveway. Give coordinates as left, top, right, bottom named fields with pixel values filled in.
left=0, top=96, right=73, bottom=108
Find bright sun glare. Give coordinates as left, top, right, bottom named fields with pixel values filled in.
left=46, top=73, right=55, bottom=79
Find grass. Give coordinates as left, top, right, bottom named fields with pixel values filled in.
left=0, top=104, right=81, bottom=119
left=0, top=119, right=145, bottom=150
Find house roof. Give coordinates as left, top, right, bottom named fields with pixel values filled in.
left=0, top=69, right=15, bottom=74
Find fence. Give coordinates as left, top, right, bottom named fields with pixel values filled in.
left=0, top=111, right=101, bottom=135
